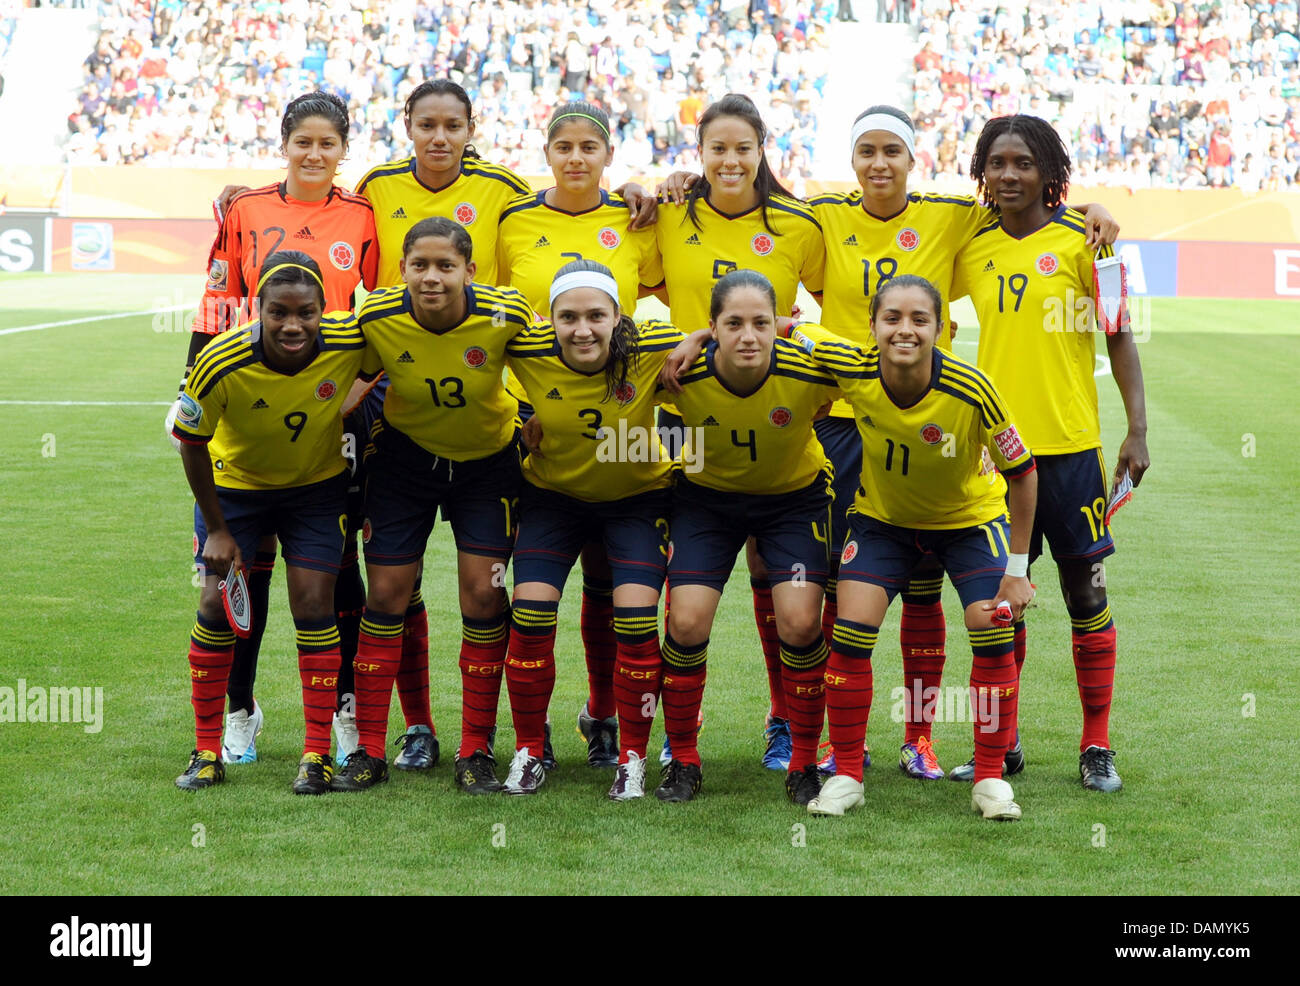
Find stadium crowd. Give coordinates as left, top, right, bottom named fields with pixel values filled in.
left=62, top=0, right=835, bottom=193
left=908, top=0, right=1300, bottom=191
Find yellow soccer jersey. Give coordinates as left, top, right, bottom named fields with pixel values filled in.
left=506, top=319, right=684, bottom=502
left=496, top=189, right=663, bottom=318
left=673, top=338, right=838, bottom=494
left=173, top=314, right=365, bottom=491
left=656, top=195, right=825, bottom=333
left=809, top=190, right=992, bottom=419
left=356, top=155, right=531, bottom=288
left=357, top=283, right=529, bottom=460
left=952, top=206, right=1109, bottom=455
left=792, top=324, right=1036, bottom=529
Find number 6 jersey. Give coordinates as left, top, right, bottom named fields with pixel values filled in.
left=172, top=314, right=367, bottom=490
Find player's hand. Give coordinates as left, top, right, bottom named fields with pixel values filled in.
left=201, top=529, right=242, bottom=576
left=656, top=171, right=699, bottom=205
left=658, top=329, right=711, bottom=395
left=949, top=318, right=958, bottom=340
left=1116, top=430, right=1150, bottom=487
left=979, top=445, right=996, bottom=476
left=521, top=414, right=544, bottom=458
left=216, top=184, right=251, bottom=219
left=617, top=182, right=659, bottom=230
left=1082, top=203, right=1120, bottom=248
left=164, top=398, right=184, bottom=453
left=984, top=576, right=1033, bottom=624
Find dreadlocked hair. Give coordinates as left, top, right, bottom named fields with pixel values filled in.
left=404, top=79, right=481, bottom=160
left=550, top=259, right=640, bottom=404
left=685, top=93, right=795, bottom=235
left=970, top=114, right=1071, bottom=210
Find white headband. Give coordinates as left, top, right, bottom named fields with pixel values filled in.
left=549, top=270, right=620, bottom=311
left=850, top=113, right=916, bottom=158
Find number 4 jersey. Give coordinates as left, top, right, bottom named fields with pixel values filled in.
left=792, top=324, right=1035, bottom=529
left=172, top=314, right=367, bottom=490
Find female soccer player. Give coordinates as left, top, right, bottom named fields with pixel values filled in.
left=171, top=91, right=379, bottom=770
left=950, top=114, right=1150, bottom=793
left=785, top=276, right=1039, bottom=821
left=496, top=100, right=664, bottom=770
left=502, top=260, right=684, bottom=800
left=332, top=218, right=530, bottom=795
left=809, top=105, right=1119, bottom=782
left=172, top=252, right=369, bottom=796
left=658, top=270, right=839, bottom=805
left=655, top=92, right=826, bottom=772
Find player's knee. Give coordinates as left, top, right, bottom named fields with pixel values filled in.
left=1061, top=564, right=1107, bottom=616
left=666, top=611, right=710, bottom=647
left=778, top=607, right=823, bottom=647
left=460, top=581, right=503, bottom=620
left=197, top=593, right=225, bottom=623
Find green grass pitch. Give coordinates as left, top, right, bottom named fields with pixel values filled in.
left=0, top=274, right=1296, bottom=895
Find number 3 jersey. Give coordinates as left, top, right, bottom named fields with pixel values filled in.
left=672, top=339, right=838, bottom=494
left=356, top=283, right=532, bottom=460
left=172, top=314, right=367, bottom=490
left=507, top=319, right=684, bottom=502
left=792, top=324, right=1035, bottom=529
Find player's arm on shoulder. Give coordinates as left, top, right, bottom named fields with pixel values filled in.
left=1070, top=201, right=1120, bottom=248
left=658, top=327, right=711, bottom=395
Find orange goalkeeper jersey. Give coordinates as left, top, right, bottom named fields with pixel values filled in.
left=193, top=182, right=380, bottom=335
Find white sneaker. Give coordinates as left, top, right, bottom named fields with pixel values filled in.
left=333, top=711, right=359, bottom=767
left=807, top=774, right=865, bottom=816
left=608, top=751, right=646, bottom=801
left=502, top=746, right=546, bottom=796
left=221, top=702, right=264, bottom=764
left=971, top=777, right=1022, bottom=820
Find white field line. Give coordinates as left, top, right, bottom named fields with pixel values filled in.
left=0, top=400, right=170, bottom=406
left=0, top=305, right=187, bottom=337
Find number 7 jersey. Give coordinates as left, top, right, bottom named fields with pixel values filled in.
left=792, top=324, right=1036, bottom=529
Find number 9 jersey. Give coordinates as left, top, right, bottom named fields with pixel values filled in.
left=172, top=314, right=367, bottom=490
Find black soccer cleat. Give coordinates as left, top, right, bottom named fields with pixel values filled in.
left=577, top=702, right=619, bottom=768
left=784, top=764, right=824, bottom=806
left=329, top=747, right=389, bottom=792
left=175, top=749, right=225, bottom=791
left=654, top=758, right=702, bottom=803
left=541, top=720, right=558, bottom=772
left=1079, top=745, right=1122, bottom=792
left=1004, top=735, right=1026, bottom=776
left=292, top=752, right=334, bottom=796
left=455, top=750, right=503, bottom=795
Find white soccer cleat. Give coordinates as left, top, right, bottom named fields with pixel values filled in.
left=806, top=774, right=865, bottom=816
left=608, top=751, right=647, bottom=801
left=971, top=777, right=1022, bottom=821
left=333, top=710, right=359, bottom=767
left=221, top=702, right=264, bottom=764
left=502, top=746, right=546, bottom=796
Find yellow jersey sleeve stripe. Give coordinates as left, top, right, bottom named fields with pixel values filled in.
left=463, top=157, right=531, bottom=193
left=766, top=196, right=821, bottom=230
left=919, top=193, right=981, bottom=208
left=191, top=350, right=259, bottom=399
left=355, top=158, right=414, bottom=194
left=499, top=191, right=543, bottom=222
left=938, top=358, right=1009, bottom=421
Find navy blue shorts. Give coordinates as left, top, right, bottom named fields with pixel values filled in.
left=513, top=482, right=670, bottom=591
left=814, top=414, right=862, bottom=566
left=667, top=474, right=832, bottom=591
left=344, top=376, right=388, bottom=531
left=837, top=512, right=1011, bottom=608
left=656, top=407, right=687, bottom=462
left=361, top=418, right=520, bottom=566
left=1030, top=449, right=1115, bottom=564
left=194, top=471, right=349, bottom=577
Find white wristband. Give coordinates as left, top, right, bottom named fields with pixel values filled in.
left=1004, top=553, right=1029, bottom=578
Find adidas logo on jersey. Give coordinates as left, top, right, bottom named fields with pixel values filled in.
left=250, top=398, right=269, bottom=409
left=685, top=234, right=701, bottom=245
left=396, top=350, right=415, bottom=363
left=535, top=235, right=551, bottom=247
left=294, top=226, right=314, bottom=240
left=983, top=260, right=995, bottom=272
left=860, top=414, right=874, bottom=428
left=391, top=207, right=407, bottom=219
left=842, top=234, right=858, bottom=246
left=546, top=388, right=562, bottom=400
left=701, top=415, right=719, bottom=426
